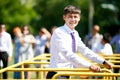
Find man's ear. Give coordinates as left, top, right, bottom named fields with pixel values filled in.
left=78, top=16, right=81, bottom=22
left=63, top=15, right=66, bottom=21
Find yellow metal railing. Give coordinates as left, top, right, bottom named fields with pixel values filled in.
left=52, top=72, right=120, bottom=80
left=0, top=53, right=120, bottom=80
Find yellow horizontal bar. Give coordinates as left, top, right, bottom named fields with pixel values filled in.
left=52, top=72, right=120, bottom=79
left=24, top=62, right=49, bottom=64
left=4, top=68, right=112, bottom=73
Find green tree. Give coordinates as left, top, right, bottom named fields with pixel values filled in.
left=0, top=0, right=37, bottom=37
left=34, top=0, right=89, bottom=38
left=93, top=0, right=120, bottom=36
left=0, top=0, right=120, bottom=39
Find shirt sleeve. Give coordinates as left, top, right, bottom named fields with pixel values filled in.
left=77, top=34, right=105, bottom=64
left=7, top=34, right=13, bottom=57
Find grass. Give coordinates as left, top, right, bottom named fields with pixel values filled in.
left=0, top=53, right=37, bottom=79
left=7, top=61, right=37, bottom=79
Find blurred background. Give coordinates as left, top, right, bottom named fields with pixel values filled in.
left=0, top=0, right=120, bottom=39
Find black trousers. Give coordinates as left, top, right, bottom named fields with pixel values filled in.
left=0, top=52, right=8, bottom=79
left=46, top=71, right=69, bottom=79
left=114, top=63, right=120, bottom=80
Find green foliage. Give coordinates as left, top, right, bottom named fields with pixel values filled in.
left=33, top=0, right=89, bottom=38
left=0, top=0, right=120, bottom=38
left=0, top=0, right=37, bottom=36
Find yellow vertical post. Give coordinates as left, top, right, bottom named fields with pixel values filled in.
left=21, top=64, right=25, bottom=80
left=40, top=64, right=44, bottom=79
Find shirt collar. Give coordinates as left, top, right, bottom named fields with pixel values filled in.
left=0, top=31, right=5, bottom=36
left=63, top=24, right=75, bottom=34
left=95, top=33, right=100, bottom=38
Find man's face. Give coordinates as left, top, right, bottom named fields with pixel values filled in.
left=63, top=13, right=80, bottom=30
left=0, top=24, right=5, bottom=32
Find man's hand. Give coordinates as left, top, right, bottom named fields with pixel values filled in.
left=89, top=64, right=101, bottom=72
left=103, top=60, right=113, bottom=69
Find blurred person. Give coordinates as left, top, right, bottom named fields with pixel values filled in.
left=0, top=23, right=13, bottom=79
left=110, top=28, right=120, bottom=54
left=43, top=28, right=51, bottom=53
left=13, top=27, right=23, bottom=79
left=93, top=33, right=113, bottom=55
left=50, top=26, right=57, bottom=35
left=84, top=25, right=103, bottom=51
left=34, top=27, right=51, bottom=78
left=44, top=26, right=57, bottom=53
left=34, top=27, right=49, bottom=56
left=110, top=28, right=120, bottom=75
left=46, top=5, right=112, bottom=79
left=19, top=25, right=36, bottom=79
left=90, top=33, right=113, bottom=79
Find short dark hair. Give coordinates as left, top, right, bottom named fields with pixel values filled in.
left=64, top=5, right=81, bottom=15
left=103, top=33, right=111, bottom=43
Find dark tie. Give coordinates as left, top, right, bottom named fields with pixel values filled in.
left=71, top=32, right=76, bottom=53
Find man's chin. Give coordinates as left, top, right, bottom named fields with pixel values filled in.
left=67, top=24, right=76, bottom=29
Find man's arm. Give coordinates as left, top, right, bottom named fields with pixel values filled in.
left=7, top=34, right=13, bottom=62
left=77, top=35, right=113, bottom=70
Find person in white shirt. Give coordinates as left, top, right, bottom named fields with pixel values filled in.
left=0, top=23, right=13, bottom=79
left=93, top=33, right=113, bottom=55
left=46, top=5, right=112, bottom=79
left=84, top=25, right=103, bottom=51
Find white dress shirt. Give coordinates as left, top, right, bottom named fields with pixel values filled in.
left=49, top=24, right=104, bottom=68
left=0, top=31, right=13, bottom=57
left=91, top=33, right=103, bottom=51
left=84, top=32, right=103, bottom=50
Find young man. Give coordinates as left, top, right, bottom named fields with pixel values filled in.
left=46, top=5, right=112, bottom=79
